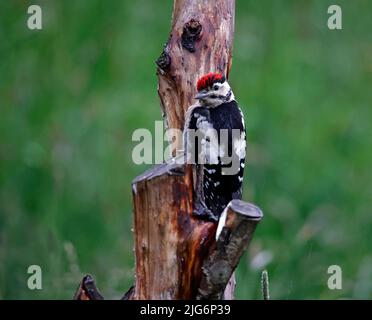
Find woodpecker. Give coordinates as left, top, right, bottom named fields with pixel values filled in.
left=184, top=72, right=246, bottom=221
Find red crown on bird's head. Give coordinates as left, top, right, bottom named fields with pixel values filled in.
left=196, top=72, right=226, bottom=91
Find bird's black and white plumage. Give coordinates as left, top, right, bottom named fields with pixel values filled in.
left=184, top=73, right=246, bottom=221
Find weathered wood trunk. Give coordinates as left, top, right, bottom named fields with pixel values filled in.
left=132, top=0, right=236, bottom=299
left=74, top=0, right=263, bottom=301
left=157, top=0, right=235, bottom=152
left=131, top=163, right=215, bottom=299
left=129, top=0, right=262, bottom=300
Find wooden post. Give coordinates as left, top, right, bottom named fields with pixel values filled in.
left=74, top=0, right=263, bottom=300
left=131, top=163, right=215, bottom=299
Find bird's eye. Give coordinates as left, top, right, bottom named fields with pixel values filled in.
left=213, top=85, right=219, bottom=91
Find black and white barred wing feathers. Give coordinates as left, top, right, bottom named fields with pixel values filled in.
left=184, top=101, right=246, bottom=217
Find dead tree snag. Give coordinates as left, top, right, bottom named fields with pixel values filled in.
left=75, top=0, right=263, bottom=300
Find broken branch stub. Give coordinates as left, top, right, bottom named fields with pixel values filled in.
left=197, top=200, right=263, bottom=300
left=74, top=274, right=104, bottom=300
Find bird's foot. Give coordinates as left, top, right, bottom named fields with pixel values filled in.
left=193, top=201, right=218, bottom=222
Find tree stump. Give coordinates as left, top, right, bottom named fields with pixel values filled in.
left=74, top=0, right=263, bottom=300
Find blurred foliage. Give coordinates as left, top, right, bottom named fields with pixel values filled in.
left=0, top=0, right=372, bottom=299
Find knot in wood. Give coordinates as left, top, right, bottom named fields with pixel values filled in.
left=181, top=19, right=202, bottom=52
left=156, top=46, right=171, bottom=73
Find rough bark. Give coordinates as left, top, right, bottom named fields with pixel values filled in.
left=131, top=162, right=215, bottom=299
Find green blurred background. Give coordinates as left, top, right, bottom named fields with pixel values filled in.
left=1, top=0, right=372, bottom=299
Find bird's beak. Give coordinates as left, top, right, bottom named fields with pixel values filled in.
left=195, top=92, right=209, bottom=100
